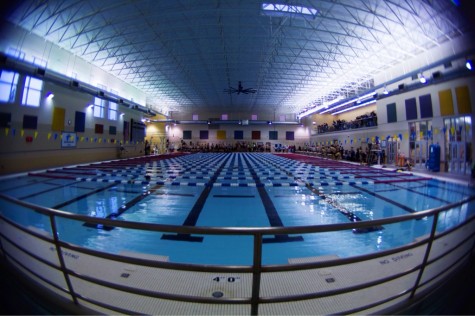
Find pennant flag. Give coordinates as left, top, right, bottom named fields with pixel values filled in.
left=48, top=133, right=52, bottom=140
left=12, top=128, right=15, bottom=136
left=54, top=133, right=58, bottom=140
left=21, top=129, right=24, bottom=137
left=34, top=131, right=38, bottom=139
left=5, top=128, right=9, bottom=136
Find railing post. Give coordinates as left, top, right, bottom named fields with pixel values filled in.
left=49, top=214, right=79, bottom=305
left=251, top=233, right=263, bottom=316
left=410, top=212, right=440, bottom=299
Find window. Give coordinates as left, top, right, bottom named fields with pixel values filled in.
left=31, top=57, right=47, bottom=68
left=93, top=97, right=106, bottom=118
left=262, top=3, right=318, bottom=18
left=6, top=47, right=25, bottom=60
left=109, top=88, right=118, bottom=120
left=108, top=101, right=118, bottom=120
left=0, top=70, right=19, bottom=103
left=22, top=76, right=43, bottom=107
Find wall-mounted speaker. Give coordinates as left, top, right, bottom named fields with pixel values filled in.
left=398, top=83, right=405, bottom=90
left=0, top=55, right=7, bottom=65
left=432, top=71, right=442, bottom=79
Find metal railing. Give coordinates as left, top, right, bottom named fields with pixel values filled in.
left=1, top=193, right=475, bottom=315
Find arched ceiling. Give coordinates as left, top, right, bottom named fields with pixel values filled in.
left=3, top=0, right=474, bottom=116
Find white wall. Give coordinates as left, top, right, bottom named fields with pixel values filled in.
left=308, top=75, right=475, bottom=165
left=0, top=21, right=147, bottom=107
left=0, top=70, right=145, bottom=174
left=165, top=123, right=310, bottom=150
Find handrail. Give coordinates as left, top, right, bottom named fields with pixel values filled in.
left=1, top=193, right=474, bottom=237
left=1, top=192, right=475, bottom=315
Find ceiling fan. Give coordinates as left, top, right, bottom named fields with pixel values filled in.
left=224, top=81, right=257, bottom=94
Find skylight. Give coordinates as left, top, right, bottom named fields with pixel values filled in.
left=262, top=3, right=318, bottom=18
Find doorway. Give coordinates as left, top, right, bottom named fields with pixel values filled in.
left=444, top=116, right=472, bottom=174
left=409, top=120, right=432, bottom=169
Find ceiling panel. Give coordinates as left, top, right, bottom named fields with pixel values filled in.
left=4, top=0, right=474, bottom=116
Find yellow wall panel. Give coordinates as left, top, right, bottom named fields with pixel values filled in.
left=52, top=107, right=65, bottom=131
left=438, top=89, right=454, bottom=116
left=217, top=130, right=226, bottom=140
left=455, top=86, right=472, bottom=114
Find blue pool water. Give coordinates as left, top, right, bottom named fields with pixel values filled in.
left=1, top=153, right=474, bottom=265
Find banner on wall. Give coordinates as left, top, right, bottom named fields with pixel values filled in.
left=61, top=132, right=77, bottom=148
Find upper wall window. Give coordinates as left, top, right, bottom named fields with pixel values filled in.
left=6, top=47, right=25, bottom=60
left=0, top=70, right=19, bottom=103
left=109, top=89, right=118, bottom=121
left=93, top=97, right=106, bottom=118
left=108, top=101, right=118, bottom=120
left=22, top=76, right=43, bottom=107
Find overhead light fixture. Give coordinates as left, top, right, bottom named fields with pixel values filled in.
left=88, top=104, right=94, bottom=109
left=466, top=59, right=473, bottom=70
left=45, top=92, right=54, bottom=99
left=383, top=85, right=389, bottom=95
left=419, top=73, right=427, bottom=84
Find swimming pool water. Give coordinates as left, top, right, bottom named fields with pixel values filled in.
left=1, top=153, right=474, bottom=265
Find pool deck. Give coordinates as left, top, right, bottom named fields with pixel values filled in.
left=290, top=152, right=475, bottom=187
left=1, top=152, right=475, bottom=314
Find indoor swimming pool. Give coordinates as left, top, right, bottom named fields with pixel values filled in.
left=1, top=152, right=474, bottom=265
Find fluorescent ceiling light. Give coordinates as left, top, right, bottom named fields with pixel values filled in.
left=298, top=96, right=343, bottom=118
left=320, top=92, right=376, bottom=114
left=331, top=99, right=376, bottom=115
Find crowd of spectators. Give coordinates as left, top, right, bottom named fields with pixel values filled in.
left=177, top=140, right=272, bottom=153
left=300, top=142, right=385, bottom=165
left=317, top=111, right=377, bottom=134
